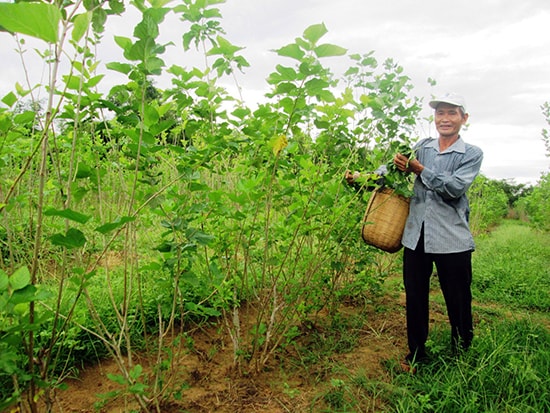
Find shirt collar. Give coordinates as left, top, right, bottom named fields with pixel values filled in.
left=428, top=136, right=466, bottom=154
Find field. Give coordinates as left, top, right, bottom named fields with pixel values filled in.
left=0, top=2, right=549, bottom=412
left=48, top=220, right=550, bottom=412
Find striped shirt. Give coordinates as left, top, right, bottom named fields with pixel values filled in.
left=402, top=137, right=484, bottom=253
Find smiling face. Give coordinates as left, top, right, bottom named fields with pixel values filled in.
left=434, top=103, right=469, bottom=139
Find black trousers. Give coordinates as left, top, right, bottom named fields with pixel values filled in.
left=403, top=233, right=473, bottom=359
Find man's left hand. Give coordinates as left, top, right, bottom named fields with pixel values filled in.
left=394, top=154, right=424, bottom=175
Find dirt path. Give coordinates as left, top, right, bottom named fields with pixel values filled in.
left=49, top=285, right=454, bottom=413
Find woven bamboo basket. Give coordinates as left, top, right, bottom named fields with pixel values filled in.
left=361, top=187, right=410, bottom=253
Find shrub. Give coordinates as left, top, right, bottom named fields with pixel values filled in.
left=468, top=175, right=509, bottom=235
left=516, top=172, right=550, bottom=231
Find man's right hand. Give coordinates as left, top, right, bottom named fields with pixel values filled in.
left=345, top=170, right=359, bottom=185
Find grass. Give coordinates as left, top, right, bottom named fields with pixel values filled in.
left=308, top=220, right=550, bottom=412
left=388, top=320, right=550, bottom=413
left=9, top=219, right=547, bottom=412
left=472, top=220, right=550, bottom=311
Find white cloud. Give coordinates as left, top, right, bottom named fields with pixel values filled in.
left=469, top=123, right=548, bottom=184
left=0, top=0, right=549, bottom=184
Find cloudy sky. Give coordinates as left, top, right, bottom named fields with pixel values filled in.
left=1, top=0, right=549, bottom=184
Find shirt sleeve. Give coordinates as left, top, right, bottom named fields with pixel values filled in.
left=419, top=145, right=483, bottom=200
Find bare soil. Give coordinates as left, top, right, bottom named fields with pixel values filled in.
left=48, top=285, right=450, bottom=413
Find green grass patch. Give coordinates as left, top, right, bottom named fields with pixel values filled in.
left=473, top=220, right=550, bottom=311
left=307, top=220, right=550, bottom=412
left=308, top=318, right=550, bottom=413
left=387, top=319, right=550, bottom=413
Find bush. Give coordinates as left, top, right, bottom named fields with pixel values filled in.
left=516, top=172, right=550, bottom=231
left=468, top=175, right=509, bottom=235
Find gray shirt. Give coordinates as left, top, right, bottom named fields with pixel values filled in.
left=402, top=137, right=483, bottom=253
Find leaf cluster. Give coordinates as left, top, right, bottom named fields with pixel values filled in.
left=0, top=1, right=427, bottom=409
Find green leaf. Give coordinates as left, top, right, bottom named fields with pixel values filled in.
left=0, top=349, right=19, bottom=374
left=316, top=89, right=336, bottom=102
left=0, top=270, right=9, bottom=291
left=274, top=44, right=305, bottom=60
left=1, top=92, right=17, bottom=108
left=106, top=62, right=133, bottom=75
left=107, top=373, right=127, bottom=385
left=144, top=7, right=171, bottom=24
left=71, top=186, right=89, bottom=204
left=91, top=7, right=107, bottom=33
left=303, top=23, right=328, bottom=44
left=9, top=285, right=37, bottom=305
left=202, top=7, right=223, bottom=19
left=14, top=111, right=36, bottom=125
left=150, top=119, right=175, bottom=135
left=95, top=216, right=136, bottom=234
left=144, top=56, right=165, bottom=75
left=231, top=107, right=250, bottom=120
left=207, top=36, right=243, bottom=57
left=76, top=162, right=93, bottom=179
left=155, top=240, right=173, bottom=253
left=44, top=208, right=91, bottom=224
left=127, top=38, right=152, bottom=61
left=279, top=97, right=295, bottom=114
left=185, top=302, right=221, bottom=317
left=0, top=114, right=11, bottom=133
left=50, top=228, right=87, bottom=249
left=0, top=3, right=60, bottom=43
left=150, top=0, right=174, bottom=7
left=134, top=15, right=159, bottom=40
left=276, top=65, right=298, bottom=81
left=72, top=12, right=92, bottom=43
left=275, top=82, right=297, bottom=95
left=108, top=0, right=126, bottom=14
left=143, top=105, right=159, bottom=127
left=14, top=82, right=28, bottom=97
left=114, top=35, right=133, bottom=52
left=314, top=43, right=347, bottom=58
left=87, top=74, right=104, bottom=88
left=129, top=364, right=143, bottom=380
left=129, top=383, right=148, bottom=394
left=9, top=267, right=31, bottom=291
left=304, top=78, right=330, bottom=95
left=187, top=229, right=215, bottom=246
left=63, top=74, right=84, bottom=91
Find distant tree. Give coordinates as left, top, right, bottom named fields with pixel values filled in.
left=469, top=175, right=509, bottom=234
left=493, top=179, right=533, bottom=208
left=516, top=173, right=550, bottom=230
left=514, top=102, right=550, bottom=229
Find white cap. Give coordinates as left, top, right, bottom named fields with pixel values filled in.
left=429, top=92, right=467, bottom=112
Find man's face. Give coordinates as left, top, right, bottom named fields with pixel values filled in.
left=434, top=103, right=468, bottom=138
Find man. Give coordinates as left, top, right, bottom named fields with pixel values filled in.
left=393, top=93, right=483, bottom=369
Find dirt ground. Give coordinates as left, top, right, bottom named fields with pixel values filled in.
left=46, top=286, right=449, bottom=413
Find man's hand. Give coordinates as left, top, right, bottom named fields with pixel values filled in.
left=393, top=154, right=424, bottom=175
left=344, top=170, right=359, bottom=185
